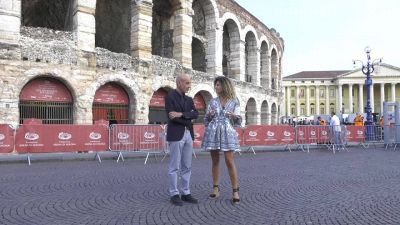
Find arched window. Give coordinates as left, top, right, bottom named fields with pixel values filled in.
left=19, top=77, right=73, bottom=124
left=149, top=88, right=170, bottom=124
left=93, top=83, right=130, bottom=124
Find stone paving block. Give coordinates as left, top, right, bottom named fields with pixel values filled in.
left=0, top=148, right=400, bottom=224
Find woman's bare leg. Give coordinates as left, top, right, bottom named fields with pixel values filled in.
left=224, top=151, right=240, bottom=200
left=210, top=150, right=220, bottom=196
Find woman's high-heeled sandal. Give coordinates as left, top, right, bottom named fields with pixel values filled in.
left=232, top=187, right=240, bottom=204
left=209, top=185, right=220, bottom=198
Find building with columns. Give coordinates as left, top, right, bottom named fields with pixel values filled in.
left=282, top=64, right=400, bottom=119
left=0, top=0, right=284, bottom=126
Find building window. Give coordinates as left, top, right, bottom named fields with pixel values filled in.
left=310, top=89, right=315, bottom=97
left=311, top=107, right=315, bottom=115
left=330, top=89, right=335, bottom=97
left=321, top=81, right=325, bottom=83
left=291, top=89, right=295, bottom=97
left=300, top=89, right=305, bottom=98
left=291, top=107, right=295, bottom=115
left=330, top=108, right=334, bottom=113
left=321, top=107, right=325, bottom=114
left=320, top=89, right=325, bottom=98
left=301, top=108, right=305, bottom=115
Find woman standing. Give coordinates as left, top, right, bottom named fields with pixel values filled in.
left=202, top=76, right=241, bottom=203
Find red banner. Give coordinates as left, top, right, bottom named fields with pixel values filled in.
left=296, top=125, right=330, bottom=144
left=149, top=89, right=168, bottom=107
left=94, top=83, right=129, bottom=104
left=15, top=125, right=109, bottom=153
left=0, top=124, right=14, bottom=153
left=345, top=126, right=365, bottom=142
left=243, top=125, right=295, bottom=146
left=193, top=124, right=205, bottom=149
left=194, top=93, right=206, bottom=110
left=19, top=78, right=72, bottom=102
left=110, top=125, right=165, bottom=151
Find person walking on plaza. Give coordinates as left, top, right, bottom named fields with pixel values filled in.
left=202, top=76, right=242, bottom=204
left=354, top=113, right=364, bottom=126
left=165, top=73, right=199, bottom=206
left=317, top=116, right=326, bottom=125
left=330, top=112, right=342, bottom=148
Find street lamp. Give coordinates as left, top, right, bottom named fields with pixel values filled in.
left=353, top=46, right=382, bottom=140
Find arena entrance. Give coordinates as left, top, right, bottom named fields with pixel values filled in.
left=19, top=77, right=73, bottom=124
left=92, top=83, right=129, bottom=124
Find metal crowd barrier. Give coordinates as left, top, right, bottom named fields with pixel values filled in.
left=0, top=123, right=393, bottom=166
left=383, top=124, right=400, bottom=150
left=109, top=124, right=167, bottom=164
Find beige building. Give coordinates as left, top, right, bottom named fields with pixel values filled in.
left=0, top=0, right=284, bottom=126
left=282, top=64, right=400, bottom=118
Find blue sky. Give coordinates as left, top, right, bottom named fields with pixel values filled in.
left=235, top=0, right=400, bottom=77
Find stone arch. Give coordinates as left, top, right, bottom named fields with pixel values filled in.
left=261, top=100, right=269, bottom=125
left=95, top=0, right=131, bottom=54
left=93, top=82, right=130, bottom=124
left=19, top=76, right=74, bottom=124
left=190, top=83, right=215, bottom=99
left=192, top=37, right=206, bottom=72
left=245, top=98, right=257, bottom=125
left=244, top=31, right=258, bottom=85
left=152, top=0, right=176, bottom=58
left=88, top=74, right=139, bottom=124
left=271, top=102, right=277, bottom=125
left=220, top=13, right=241, bottom=80
left=192, top=0, right=219, bottom=73
left=21, top=0, right=74, bottom=31
left=271, top=48, right=279, bottom=90
left=148, top=87, right=172, bottom=124
left=241, top=25, right=259, bottom=46
left=193, top=90, right=213, bottom=124
left=260, top=41, right=270, bottom=89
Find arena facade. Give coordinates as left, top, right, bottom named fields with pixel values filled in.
left=0, top=0, right=284, bottom=126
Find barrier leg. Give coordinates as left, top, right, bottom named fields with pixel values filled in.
left=192, top=149, right=197, bottom=158
left=161, top=151, right=168, bottom=161
left=284, top=144, right=292, bottom=152
left=27, top=154, right=31, bottom=166
left=144, top=152, right=150, bottom=165
left=95, top=153, right=102, bottom=163
left=117, top=151, right=124, bottom=163
left=248, top=146, right=256, bottom=155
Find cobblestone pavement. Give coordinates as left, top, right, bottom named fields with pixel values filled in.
left=1, top=147, right=400, bottom=225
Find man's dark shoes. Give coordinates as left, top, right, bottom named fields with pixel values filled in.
left=181, top=194, right=198, bottom=204
left=170, top=195, right=183, bottom=206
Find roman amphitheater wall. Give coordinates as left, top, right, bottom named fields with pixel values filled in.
left=0, top=0, right=284, bottom=125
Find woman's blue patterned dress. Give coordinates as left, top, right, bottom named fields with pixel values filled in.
left=201, top=97, right=242, bottom=151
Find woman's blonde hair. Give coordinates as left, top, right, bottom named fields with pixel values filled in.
left=214, top=76, right=237, bottom=100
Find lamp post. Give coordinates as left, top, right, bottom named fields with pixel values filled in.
left=353, top=46, right=382, bottom=140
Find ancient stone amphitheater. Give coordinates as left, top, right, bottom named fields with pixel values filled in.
left=0, top=0, right=284, bottom=126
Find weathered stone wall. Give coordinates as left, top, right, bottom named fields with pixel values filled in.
left=216, top=0, right=284, bottom=52
left=20, top=27, right=77, bottom=65
left=0, top=0, right=285, bottom=125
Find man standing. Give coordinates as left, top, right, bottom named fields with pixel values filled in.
left=330, top=112, right=342, bottom=147
left=165, top=73, right=199, bottom=206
